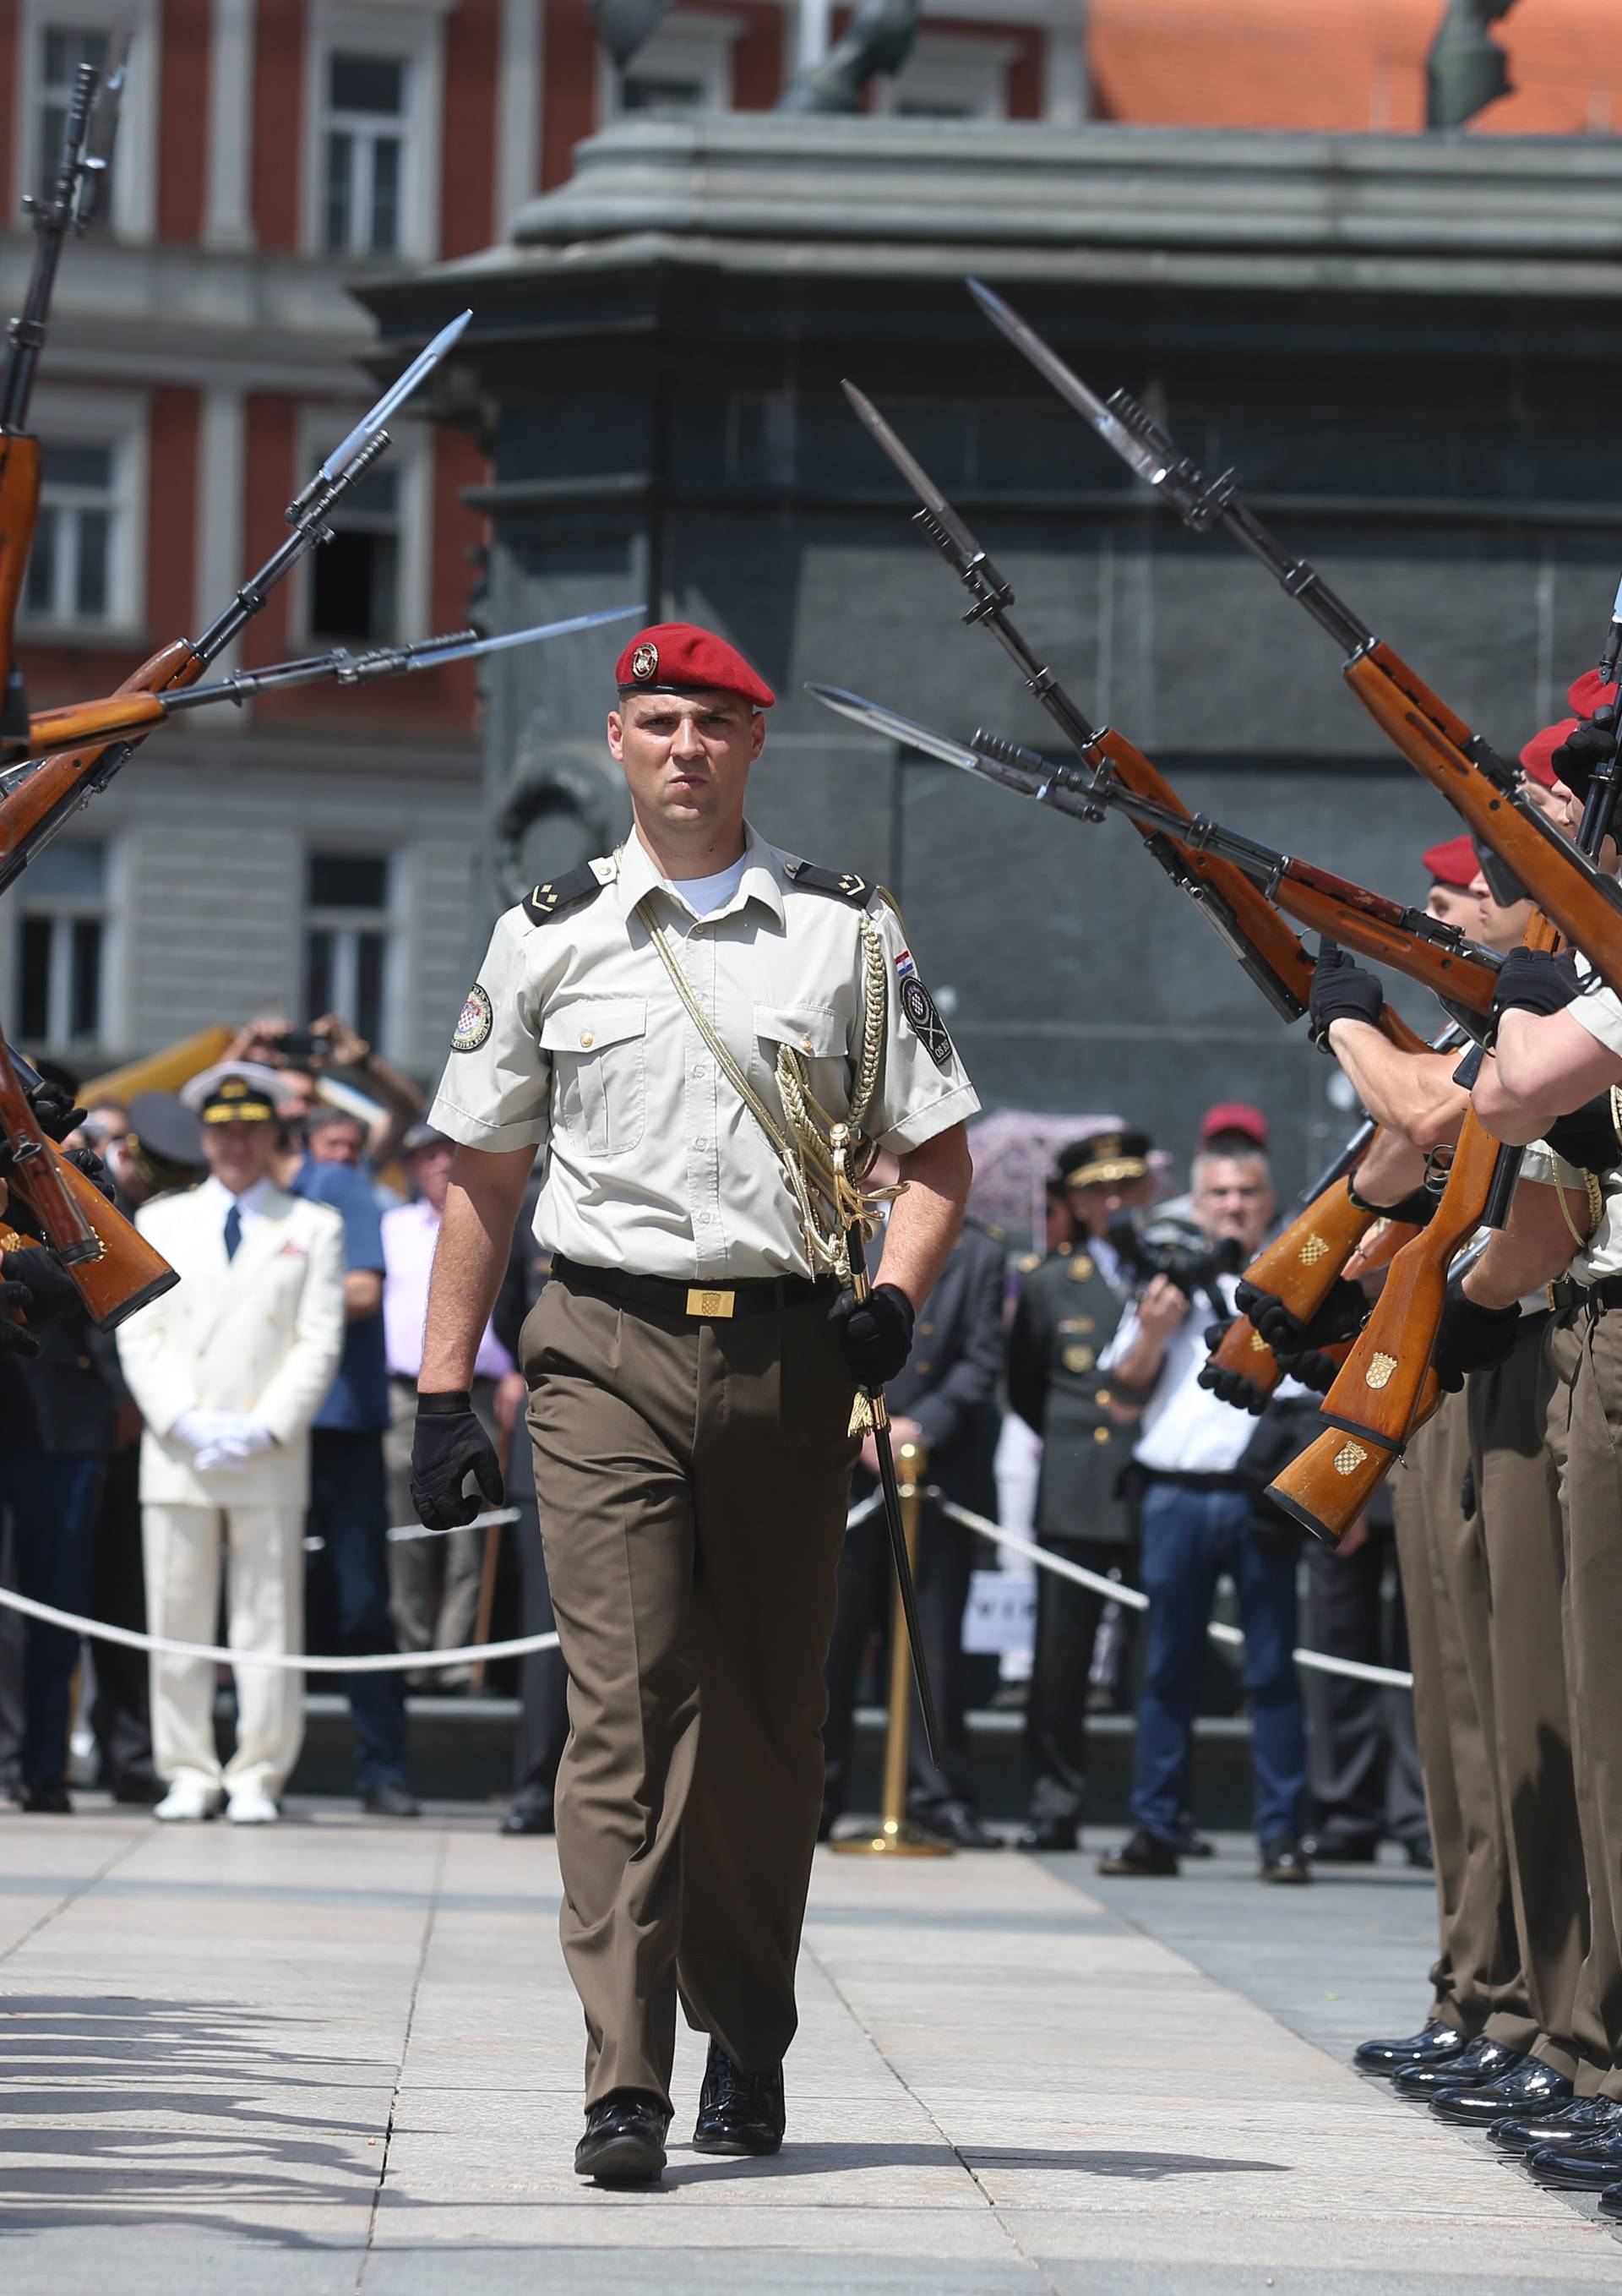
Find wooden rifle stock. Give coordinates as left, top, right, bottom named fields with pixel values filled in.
left=0, top=434, right=41, bottom=745
left=1267, top=858, right=1496, bottom=1016
left=1346, top=646, right=1622, bottom=994
left=0, top=1039, right=178, bottom=1332
left=0, top=636, right=201, bottom=885
left=1206, top=1206, right=1420, bottom=1404
left=1269, top=1399, right=1442, bottom=1546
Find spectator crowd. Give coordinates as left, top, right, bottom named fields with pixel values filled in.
left=0, top=1004, right=1423, bottom=1881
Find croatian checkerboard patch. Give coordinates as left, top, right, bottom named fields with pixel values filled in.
left=452, top=983, right=493, bottom=1054
left=899, top=972, right=953, bottom=1072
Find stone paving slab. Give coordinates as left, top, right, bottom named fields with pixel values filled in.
left=1, top=1802, right=1619, bottom=2293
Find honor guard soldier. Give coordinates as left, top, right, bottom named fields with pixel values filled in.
left=1006, top=1130, right=1155, bottom=1850
left=411, top=620, right=977, bottom=2183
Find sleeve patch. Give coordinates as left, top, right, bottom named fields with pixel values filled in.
left=452, top=984, right=493, bottom=1053
left=900, top=972, right=954, bottom=1071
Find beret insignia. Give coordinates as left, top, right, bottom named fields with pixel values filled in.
left=453, top=983, right=493, bottom=1054
left=632, top=641, right=658, bottom=680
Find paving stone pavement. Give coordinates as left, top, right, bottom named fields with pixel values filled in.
left=1, top=1802, right=1619, bottom=2293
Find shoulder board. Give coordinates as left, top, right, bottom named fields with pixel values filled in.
left=522, top=855, right=617, bottom=927
left=784, top=858, right=874, bottom=907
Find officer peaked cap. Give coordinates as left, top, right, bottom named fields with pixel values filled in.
left=1056, top=1128, right=1152, bottom=1191
left=614, top=622, right=776, bottom=709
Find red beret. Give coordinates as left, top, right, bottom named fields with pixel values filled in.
left=1568, top=668, right=1620, bottom=718
left=1520, top=719, right=1577, bottom=789
left=614, top=622, right=775, bottom=709
left=1423, top=835, right=1481, bottom=891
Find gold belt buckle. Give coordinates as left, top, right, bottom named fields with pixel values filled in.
left=686, top=1287, right=736, bottom=1319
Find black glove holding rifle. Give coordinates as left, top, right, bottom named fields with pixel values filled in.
left=1309, top=943, right=1385, bottom=1049
left=826, top=1123, right=943, bottom=1769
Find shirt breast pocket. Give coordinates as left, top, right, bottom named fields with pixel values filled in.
left=754, top=1003, right=850, bottom=1111
left=539, top=998, right=648, bottom=1158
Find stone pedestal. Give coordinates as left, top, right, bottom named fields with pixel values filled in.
left=359, top=117, right=1622, bottom=1197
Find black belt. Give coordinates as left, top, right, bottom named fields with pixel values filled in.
left=1549, top=1274, right=1622, bottom=1317
left=551, top=1254, right=836, bottom=1322
left=1143, top=1469, right=1248, bottom=1494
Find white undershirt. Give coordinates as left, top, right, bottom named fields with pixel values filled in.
left=663, top=855, right=749, bottom=919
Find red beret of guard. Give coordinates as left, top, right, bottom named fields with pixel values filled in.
left=1520, top=719, right=1578, bottom=789
left=1568, top=668, right=1620, bottom=717
left=1422, top=835, right=1481, bottom=891
left=614, top=622, right=775, bottom=709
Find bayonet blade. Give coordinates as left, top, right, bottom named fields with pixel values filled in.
left=841, top=382, right=987, bottom=562
left=319, top=309, right=472, bottom=483
left=405, top=602, right=644, bottom=668
left=966, top=278, right=1172, bottom=488
left=806, top=682, right=994, bottom=777
left=79, top=10, right=133, bottom=215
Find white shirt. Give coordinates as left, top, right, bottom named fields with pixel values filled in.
left=663, top=854, right=749, bottom=918
left=428, top=823, right=980, bottom=1280
left=196, top=1171, right=275, bottom=1241
left=1100, top=1273, right=1309, bottom=1475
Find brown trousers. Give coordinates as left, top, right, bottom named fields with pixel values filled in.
left=1390, top=1393, right=1525, bottom=2039
left=1543, top=1306, right=1622, bottom=2097
left=522, top=1274, right=857, bottom=2109
left=1466, top=1317, right=1586, bottom=2068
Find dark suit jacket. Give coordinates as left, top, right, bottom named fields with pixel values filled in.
left=1006, top=1241, right=1134, bottom=1545
left=0, top=1314, right=130, bottom=1459
left=860, top=1219, right=1005, bottom=1518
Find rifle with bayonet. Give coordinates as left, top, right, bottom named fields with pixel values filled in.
left=966, top=279, right=1622, bottom=995
left=837, top=384, right=1441, bottom=1062
left=0, top=309, right=472, bottom=897
left=1, top=41, right=128, bottom=758
left=4, top=606, right=642, bottom=764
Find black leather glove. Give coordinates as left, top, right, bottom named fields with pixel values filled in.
left=1347, top=1178, right=1436, bottom=1229
left=1431, top=1279, right=1521, bottom=1395
left=1488, top=946, right=1581, bottom=1041
left=0, top=1279, right=42, bottom=1358
left=1235, top=1274, right=1364, bottom=1360
left=1196, top=1332, right=1271, bottom=1416
left=1, top=1246, right=80, bottom=1330
left=830, top=1282, right=915, bottom=1388
left=24, top=1079, right=87, bottom=1143
left=411, top=1391, right=504, bottom=1530
left=1545, top=1093, right=1622, bottom=1174
left=1549, top=706, right=1618, bottom=804
left=1309, top=942, right=1385, bottom=1050
left=62, top=1143, right=115, bottom=1202
left=1278, top=1345, right=1341, bottom=1395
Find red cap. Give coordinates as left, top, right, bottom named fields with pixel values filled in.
left=1200, top=1100, right=1269, bottom=1149
left=1568, top=668, right=1620, bottom=717
left=613, top=622, right=775, bottom=709
left=1422, top=834, right=1482, bottom=890
left=1520, top=721, right=1577, bottom=790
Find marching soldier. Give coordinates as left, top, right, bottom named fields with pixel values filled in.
left=1005, top=1130, right=1154, bottom=1850
left=411, top=621, right=977, bottom=2183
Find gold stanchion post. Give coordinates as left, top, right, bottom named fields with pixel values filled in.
left=831, top=1440, right=952, bottom=1858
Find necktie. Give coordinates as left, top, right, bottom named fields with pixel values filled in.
left=223, top=1203, right=242, bottom=1263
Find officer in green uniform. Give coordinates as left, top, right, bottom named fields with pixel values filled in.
left=1006, top=1129, right=1156, bottom=1850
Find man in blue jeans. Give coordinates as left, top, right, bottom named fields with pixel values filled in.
left=1095, top=1146, right=1312, bottom=1885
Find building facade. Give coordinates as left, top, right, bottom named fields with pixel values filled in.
left=0, top=0, right=1081, bottom=1079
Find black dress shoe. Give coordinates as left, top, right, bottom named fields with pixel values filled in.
left=1166, top=1824, right=1215, bottom=1858
left=111, top=1772, right=166, bottom=1807
left=1430, top=2059, right=1572, bottom=2126
left=1596, top=2177, right=1622, bottom=2218
left=1402, top=1839, right=1434, bottom=1871
left=1354, top=2019, right=1468, bottom=2078
left=1525, top=2126, right=1622, bottom=2190
left=1016, top=1818, right=1077, bottom=1852
left=1393, top=2037, right=1523, bottom=2097
left=499, top=1801, right=554, bottom=1836
left=574, top=2090, right=671, bottom=2182
left=361, top=1782, right=421, bottom=1819
left=1259, top=1836, right=1311, bottom=1884
left=692, top=2041, right=785, bottom=2157
left=1097, top=1826, right=1179, bottom=1877
left=20, top=1778, right=73, bottom=1814
left=912, top=1801, right=1003, bottom=1851
left=1490, top=2097, right=1622, bottom=2154
left=1302, top=1833, right=1377, bottom=1864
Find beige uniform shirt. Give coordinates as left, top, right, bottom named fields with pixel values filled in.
left=1518, top=962, right=1622, bottom=1281
left=428, top=825, right=980, bottom=1281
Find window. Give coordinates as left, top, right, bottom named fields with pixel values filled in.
left=24, top=441, right=117, bottom=624
left=875, top=35, right=1019, bottom=121
left=308, top=465, right=400, bottom=644
left=15, top=842, right=108, bottom=1048
left=303, top=851, right=394, bottom=1052
left=321, top=48, right=410, bottom=255
left=36, top=24, right=111, bottom=198
left=606, top=11, right=742, bottom=117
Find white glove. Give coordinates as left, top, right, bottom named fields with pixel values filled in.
left=187, top=1416, right=275, bottom=1475
left=170, top=1408, right=237, bottom=1451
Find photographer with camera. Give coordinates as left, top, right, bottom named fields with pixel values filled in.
left=226, top=1015, right=424, bottom=1178
left=1095, top=1147, right=1314, bottom=1888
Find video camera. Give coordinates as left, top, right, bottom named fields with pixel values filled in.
left=1107, top=1214, right=1244, bottom=1318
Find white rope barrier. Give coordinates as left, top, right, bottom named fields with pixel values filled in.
left=934, top=1498, right=1417, bottom=1693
